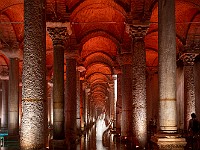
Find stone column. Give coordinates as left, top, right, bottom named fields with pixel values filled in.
left=109, top=82, right=114, bottom=128
left=85, top=87, right=90, bottom=128
left=20, top=0, right=46, bottom=149
left=77, top=66, right=86, bottom=132
left=80, top=80, right=84, bottom=131
left=65, top=53, right=78, bottom=148
left=180, top=53, right=198, bottom=129
left=2, top=80, right=8, bottom=128
left=158, top=0, right=177, bottom=133
left=76, top=69, right=81, bottom=134
left=129, top=24, right=148, bottom=147
left=8, top=58, right=19, bottom=136
left=113, top=75, right=117, bottom=130
left=116, top=73, right=122, bottom=136
left=47, top=27, right=69, bottom=140
left=118, top=53, right=133, bottom=141
left=151, top=0, right=186, bottom=149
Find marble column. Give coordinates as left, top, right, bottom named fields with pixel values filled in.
left=20, top=0, right=46, bottom=149
left=109, top=82, right=114, bottom=128
left=76, top=69, right=81, bottom=133
left=151, top=0, right=186, bottom=149
left=129, top=24, right=148, bottom=147
left=158, top=0, right=177, bottom=133
left=84, top=87, right=90, bottom=128
left=8, top=58, right=19, bottom=136
left=65, top=54, right=77, bottom=148
left=116, top=73, right=122, bottom=135
left=113, top=75, right=117, bottom=130
left=118, top=53, right=133, bottom=141
left=180, top=53, right=198, bottom=130
left=47, top=27, right=68, bottom=140
left=1, top=80, right=8, bottom=128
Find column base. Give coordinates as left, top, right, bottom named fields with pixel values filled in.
left=151, top=133, right=187, bottom=150
left=49, top=139, right=66, bottom=149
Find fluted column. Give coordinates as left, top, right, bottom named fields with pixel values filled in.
left=8, top=58, right=19, bottom=136
left=180, top=53, right=198, bottom=130
left=47, top=27, right=68, bottom=140
left=2, top=80, right=8, bottom=128
left=20, top=0, right=46, bottom=149
left=129, top=24, right=148, bottom=147
left=158, top=0, right=177, bottom=132
left=118, top=53, right=133, bottom=141
left=65, top=52, right=78, bottom=148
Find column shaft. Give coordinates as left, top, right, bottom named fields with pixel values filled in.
left=116, top=74, right=122, bottom=135
left=76, top=70, right=81, bottom=133
left=129, top=24, right=148, bottom=147
left=21, top=0, right=46, bottom=148
left=53, top=46, right=64, bottom=139
left=120, top=54, right=133, bottom=139
left=65, top=58, right=77, bottom=146
left=8, top=58, right=19, bottom=136
left=184, top=66, right=195, bottom=129
left=132, top=38, right=147, bottom=146
left=2, top=80, right=8, bottom=128
left=158, top=0, right=177, bottom=132
left=181, top=53, right=198, bottom=130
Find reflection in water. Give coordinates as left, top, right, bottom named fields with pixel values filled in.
left=96, top=113, right=109, bottom=150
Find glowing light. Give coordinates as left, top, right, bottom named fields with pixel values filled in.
left=96, top=113, right=108, bottom=140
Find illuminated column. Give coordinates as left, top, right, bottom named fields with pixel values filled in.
left=65, top=53, right=77, bottom=148
left=8, top=58, right=19, bottom=136
left=76, top=69, right=81, bottom=133
left=116, top=73, right=122, bottom=135
left=21, top=0, right=46, bottom=149
left=2, top=80, right=8, bottom=128
left=109, top=82, right=114, bottom=127
left=80, top=80, right=84, bottom=131
left=129, top=24, right=148, bottom=147
left=47, top=27, right=68, bottom=140
left=118, top=53, right=133, bottom=140
left=84, top=87, right=90, bottom=127
left=158, top=0, right=177, bottom=132
left=113, top=75, right=117, bottom=130
left=77, top=66, right=86, bottom=131
left=180, top=53, right=198, bottom=129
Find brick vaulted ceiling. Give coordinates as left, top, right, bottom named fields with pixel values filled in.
left=0, top=0, right=200, bottom=109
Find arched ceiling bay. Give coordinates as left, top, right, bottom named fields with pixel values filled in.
left=81, top=36, right=117, bottom=59
left=70, top=0, right=126, bottom=42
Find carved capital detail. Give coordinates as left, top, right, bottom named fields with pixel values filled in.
left=180, top=53, right=199, bottom=66
left=47, top=27, right=69, bottom=46
left=126, top=24, right=149, bottom=41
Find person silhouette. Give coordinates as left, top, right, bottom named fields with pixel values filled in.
left=188, top=113, right=200, bottom=136
left=188, top=113, right=200, bottom=149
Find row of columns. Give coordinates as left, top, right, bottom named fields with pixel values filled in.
left=0, top=0, right=197, bottom=149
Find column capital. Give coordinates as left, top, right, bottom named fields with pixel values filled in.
left=126, top=22, right=149, bottom=41
left=117, top=53, right=132, bottom=66
left=180, top=53, right=199, bottom=66
left=47, top=27, right=69, bottom=46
